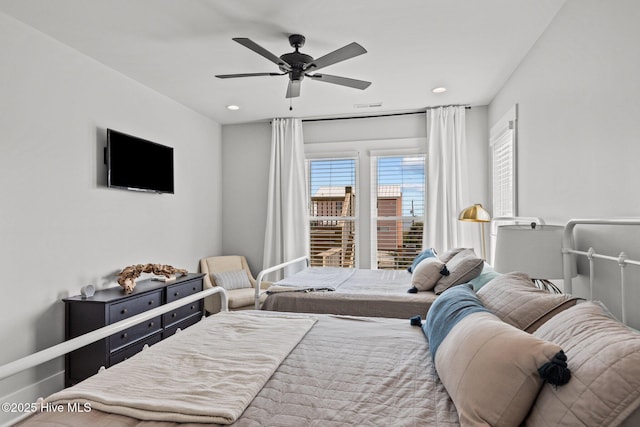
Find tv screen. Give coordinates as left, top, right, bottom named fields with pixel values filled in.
left=107, top=129, right=174, bottom=194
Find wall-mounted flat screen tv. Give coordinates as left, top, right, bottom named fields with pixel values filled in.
left=107, top=129, right=174, bottom=194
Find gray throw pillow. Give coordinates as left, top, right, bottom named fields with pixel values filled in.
left=434, top=248, right=483, bottom=294
left=212, top=270, right=252, bottom=290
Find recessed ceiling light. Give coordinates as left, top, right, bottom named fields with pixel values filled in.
left=432, top=87, right=447, bottom=94
left=226, top=105, right=240, bottom=110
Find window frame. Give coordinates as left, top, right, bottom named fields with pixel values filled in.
left=306, top=153, right=359, bottom=268
left=369, top=148, right=426, bottom=270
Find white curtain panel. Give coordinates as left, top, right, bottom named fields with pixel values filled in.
left=425, top=106, right=469, bottom=253
left=263, top=118, right=309, bottom=277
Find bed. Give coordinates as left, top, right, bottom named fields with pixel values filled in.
left=260, top=265, right=439, bottom=318
left=3, top=218, right=640, bottom=427
left=257, top=247, right=489, bottom=318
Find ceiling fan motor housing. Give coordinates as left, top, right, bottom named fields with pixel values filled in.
left=280, top=51, right=313, bottom=80
left=279, top=34, right=313, bottom=80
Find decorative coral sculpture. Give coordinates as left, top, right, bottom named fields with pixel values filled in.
left=117, top=263, right=188, bottom=294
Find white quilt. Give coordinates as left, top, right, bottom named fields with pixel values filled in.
left=46, top=312, right=316, bottom=424
left=271, top=266, right=356, bottom=291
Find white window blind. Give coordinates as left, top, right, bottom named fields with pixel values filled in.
left=371, top=154, right=425, bottom=270
left=307, top=158, right=357, bottom=268
left=491, top=106, right=517, bottom=218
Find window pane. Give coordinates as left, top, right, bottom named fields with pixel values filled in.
left=308, top=158, right=357, bottom=268
left=373, top=155, right=425, bottom=270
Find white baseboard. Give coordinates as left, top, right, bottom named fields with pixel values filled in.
left=0, top=370, right=64, bottom=427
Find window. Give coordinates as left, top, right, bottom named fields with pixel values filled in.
left=307, top=158, right=357, bottom=268
left=491, top=106, right=517, bottom=218
left=489, top=106, right=517, bottom=262
left=371, top=154, right=426, bottom=269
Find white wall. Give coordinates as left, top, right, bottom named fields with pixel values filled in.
left=221, top=108, right=489, bottom=271
left=0, top=12, right=222, bottom=419
left=221, top=122, right=271, bottom=275
left=488, top=0, right=640, bottom=327
left=489, top=0, right=640, bottom=223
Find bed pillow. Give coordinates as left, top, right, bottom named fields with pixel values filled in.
left=423, top=284, right=489, bottom=356
left=477, top=272, right=580, bottom=332
left=408, top=248, right=438, bottom=273
left=434, top=248, right=484, bottom=294
left=438, top=247, right=465, bottom=263
left=211, top=270, right=252, bottom=290
left=411, top=257, right=447, bottom=291
left=468, top=262, right=501, bottom=291
left=424, top=284, right=570, bottom=427
left=526, top=301, right=640, bottom=427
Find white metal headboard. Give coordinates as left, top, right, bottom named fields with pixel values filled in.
left=562, top=218, right=640, bottom=326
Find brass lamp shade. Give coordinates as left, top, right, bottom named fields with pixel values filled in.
left=458, top=204, right=491, bottom=222
left=458, top=204, right=491, bottom=260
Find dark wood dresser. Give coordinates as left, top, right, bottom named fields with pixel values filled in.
left=63, top=273, right=205, bottom=386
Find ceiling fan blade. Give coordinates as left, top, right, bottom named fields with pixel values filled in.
left=304, top=42, right=367, bottom=72
left=308, top=73, right=371, bottom=90
left=215, top=72, right=284, bottom=79
left=232, top=38, right=291, bottom=70
left=286, top=80, right=301, bottom=98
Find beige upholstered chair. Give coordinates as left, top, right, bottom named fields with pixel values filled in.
left=199, top=255, right=270, bottom=314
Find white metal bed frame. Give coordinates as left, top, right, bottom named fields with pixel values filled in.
left=563, top=218, right=640, bottom=326
left=255, top=255, right=310, bottom=309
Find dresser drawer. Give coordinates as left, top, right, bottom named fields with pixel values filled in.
left=109, top=315, right=162, bottom=352
left=166, top=279, right=202, bottom=303
left=109, top=290, right=162, bottom=323
left=162, top=312, right=201, bottom=339
left=109, top=332, right=162, bottom=366
left=163, top=300, right=202, bottom=328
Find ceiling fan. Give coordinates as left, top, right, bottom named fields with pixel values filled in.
left=216, top=34, right=371, bottom=99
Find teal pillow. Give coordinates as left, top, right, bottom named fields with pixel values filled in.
left=468, top=263, right=501, bottom=291
left=423, top=284, right=489, bottom=360
left=408, top=248, right=438, bottom=273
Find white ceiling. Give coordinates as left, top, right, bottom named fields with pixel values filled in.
left=0, top=0, right=566, bottom=125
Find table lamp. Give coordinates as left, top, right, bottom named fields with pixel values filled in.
left=458, top=204, right=491, bottom=259
left=493, top=223, right=576, bottom=293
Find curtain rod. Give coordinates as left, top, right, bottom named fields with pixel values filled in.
left=301, top=105, right=471, bottom=123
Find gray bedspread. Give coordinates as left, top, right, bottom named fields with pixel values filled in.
left=16, top=313, right=458, bottom=427
left=263, top=268, right=437, bottom=319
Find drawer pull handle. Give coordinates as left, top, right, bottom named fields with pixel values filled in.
left=174, top=292, right=179, bottom=297
left=148, top=300, right=154, bottom=305
left=121, top=308, right=127, bottom=315
left=172, top=313, right=177, bottom=318
left=148, top=322, right=154, bottom=327
left=190, top=305, right=195, bottom=310
left=192, top=287, right=196, bottom=291
left=122, top=333, right=128, bottom=339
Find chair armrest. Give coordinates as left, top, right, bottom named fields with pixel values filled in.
left=259, top=280, right=272, bottom=290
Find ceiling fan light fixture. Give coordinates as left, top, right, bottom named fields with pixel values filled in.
left=432, top=87, right=447, bottom=94
left=226, top=105, right=240, bottom=111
